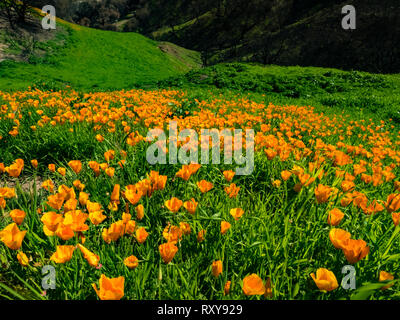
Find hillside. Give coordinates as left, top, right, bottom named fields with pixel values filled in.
left=29, top=0, right=400, bottom=74
left=0, top=9, right=202, bottom=91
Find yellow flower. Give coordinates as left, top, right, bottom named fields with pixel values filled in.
left=17, top=251, right=29, bottom=266
left=50, top=245, right=75, bottom=263
left=230, top=208, right=244, bottom=221
left=310, top=268, right=338, bottom=291
left=77, top=244, right=100, bottom=267
left=379, top=271, right=394, bottom=290
left=329, top=228, right=351, bottom=249
left=89, top=211, right=107, bottom=225
left=0, top=223, right=27, bottom=250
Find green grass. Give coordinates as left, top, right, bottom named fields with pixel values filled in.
left=158, top=63, right=400, bottom=122
left=0, top=17, right=202, bottom=91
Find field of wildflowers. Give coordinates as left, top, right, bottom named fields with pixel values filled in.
left=0, top=88, right=399, bottom=300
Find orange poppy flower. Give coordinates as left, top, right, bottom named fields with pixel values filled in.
left=212, top=260, right=223, bottom=278
left=46, top=193, right=65, bottom=211
left=104, top=150, right=115, bottom=162
left=89, top=210, right=107, bottom=225
left=136, top=204, right=145, bottom=220
left=225, top=183, right=240, bottom=198
left=17, top=251, right=29, bottom=266
left=68, top=160, right=82, bottom=174
left=281, top=170, right=292, bottom=181
left=183, top=198, right=198, bottom=214
left=92, top=274, right=124, bottom=300
left=55, top=222, right=74, bottom=241
left=392, top=212, right=400, bottom=226
left=42, top=180, right=55, bottom=193
left=41, top=211, right=63, bottom=232
left=125, top=186, right=142, bottom=205
left=162, top=225, right=183, bottom=243
left=179, top=222, right=191, bottom=235
left=111, top=184, right=120, bottom=203
left=386, top=194, right=400, bottom=213
left=242, top=274, right=266, bottom=296
left=124, top=255, right=139, bottom=269
left=341, top=239, right=369, bottom=264
left=379, top=271, right=394, bottom=290
left=310, top=268, right=338, bottom=292
left=315, top=184, right=332, bottom=204
left=159, top=242, right=178, bottom=264
left=9, top=209, right=26, bottom=225
left=221, top=221, right=231, bottom=234
left=50, top=245, right=75, bottom=264
left=31, top=160, right=38, bottom=169
left=175, top=166, right=192, bottom=181
left=224, top=281, right=231, bottom=295
left=105, top=167, right=115, bottom=177
left=63, top=210, right=89, bottom=232
left=197, top=180, right=213, bottom=193
left=223, top=170, right=235, bottom=182
left=165, top=197, right=183, bottom=213
left=0, top=223, right=27, bottom=250
left=329, top=228, right=351, bottom=249
left=77, top=244, right=100, bottom=267
left=136, top=227, right=149, bottom=244
left=327, top=208, right=344, bottom=226
left=230, top=208, right=245, bottom=221
left=197, top=229, right=206, bottom=242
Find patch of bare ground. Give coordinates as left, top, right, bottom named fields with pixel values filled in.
left=0, top=175, right=44, bottom=193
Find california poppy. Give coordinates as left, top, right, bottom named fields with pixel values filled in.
left=310, top=268, right=338, bottom=291
left=242, top=274, right=266, bottom=295
left=159, top=242, right=178, bottom=264
left=92, top=274, right=124, bottom=300
left=212, top=260, right=223, bottom=278
left=50, top=245, right=75, bottom=263
left=0, top=223, right=26, bottom=250
left=165, top=197, right=183, bottom=213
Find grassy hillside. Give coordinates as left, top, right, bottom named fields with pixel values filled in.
left=158, top=63, right=400, bottom=123
left=0, top=14, right=202, bottom=91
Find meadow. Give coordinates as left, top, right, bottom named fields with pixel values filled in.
left=0, top=87, right=399, bottom=300
left=0, top=14, right=399, bottom=301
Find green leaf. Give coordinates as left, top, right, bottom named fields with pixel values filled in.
left=0, top=282, right=26, bottom=300
left=350, top=282, right=396, bottom=300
